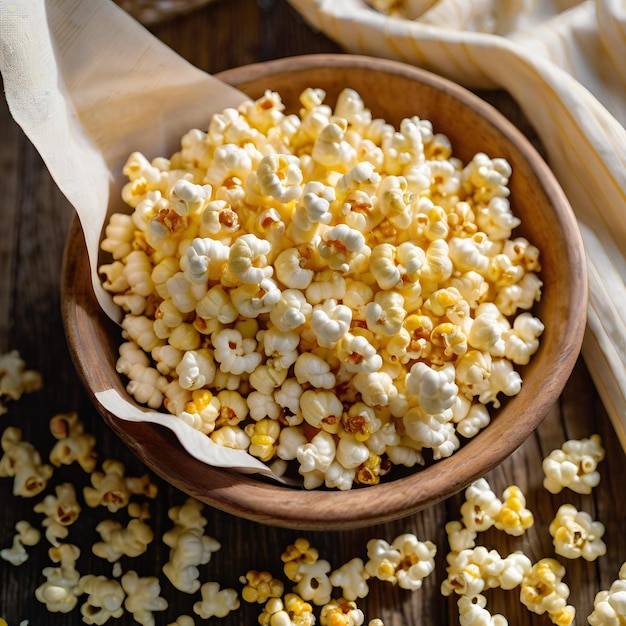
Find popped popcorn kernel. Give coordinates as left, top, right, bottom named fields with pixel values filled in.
left=240, top=569, right=284, bottom=604
left=520, top=558, right=574, bottom=625
left=0, top=426, right=53, bottom=497
left=101, top=86, right=543, bottom=489
left=0, top=520, right=41, bottom=566
left=542, top=434, right=605, bottom=494
left=588, top=561, right=626, bottom=626
left=0, top=350, right=42, bottom=415
left=193, top=581, right=240, bottom=619
left=548, top=503, right=606, bottom=561
left=493, top=485, right=534, bottom=536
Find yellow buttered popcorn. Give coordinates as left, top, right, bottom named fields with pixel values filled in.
left=100, top=87, right=544, bottom=489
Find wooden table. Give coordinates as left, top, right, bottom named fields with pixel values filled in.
left=1, top=1, right=624, bottom=624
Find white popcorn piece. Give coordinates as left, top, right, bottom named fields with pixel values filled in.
left=588, top=562, right=626, bottom=626
left=0, top=426, right=53, bottom=498
left=121, top=570, right=168, bottom=626
left=460, top=478, right=503, bottom=533
left=83, top=459, right=157, bottom=513
left=0, top=520, right=41, bottom=565
left=35, top=543, right=81, bottom=613
left=329, top=558, right=370, bottom=602
left=33, top=482, right=81, bottom=546
left=440, top=548, right=486, bottom=599
left=406, top=361, right=458, bottom=415
left=549, top=503, right=606, bottom=561
left=542, top=434, right=605, bottom=495
left=457, top=594, right=508, bottom=626
left=391, top=533, right=437, bottom=591
left=49, top=411, right=97, bottom=473
left=92, top=518, right=154, bottom=562
left=162, top=499, right=221, bottom=593
left=193, top=582, right=240, bottom=619
left=0, top=350, right=42, bottom=414
left=365, top=538, right=402, bottom=584
left=78, top=574, right=126, bottom=625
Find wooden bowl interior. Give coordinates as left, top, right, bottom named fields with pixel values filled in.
left=62, top=54, right=587, bottom=530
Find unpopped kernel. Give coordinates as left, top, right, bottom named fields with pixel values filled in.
left=100, top=87, right=543, bottom=489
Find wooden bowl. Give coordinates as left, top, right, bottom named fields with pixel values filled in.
left=61, top=54, right=587, bottom=530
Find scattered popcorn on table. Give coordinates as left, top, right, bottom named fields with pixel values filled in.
left=78, top=574, right=126, bottom=625
left=162, top=498, right=221, bottom=593
left=92, top=517, right=154, bottom=562
left=365, top=532, right=436, bottom=590
left=83, top=458, right=157, bottom=512
left=0, top=426, right=53, bottom=497
left=33, top=482, right=81, bottom=546
left=588, top=561, right=626, bottom=626
left=99, top=86, right=544, bottom=488
left=0, top=350, right=42, bottom=415
left=0, top=520, right=41, bottom=566
left=240, top=570, right=284, bottom=604
left=548, top=503, right=606, bottom=561
left=34, top=543, right=81, bottom=613
left=329, top=557, right=370, bottom=601
left=48, top=411, right=97, bottom=473
left=493, top=485, right=534, bottom=536
left=121, top=570, right=168, bottom=626
left=457, top=594, right=508, bottom=626
left=519, top=558, right=575, bottom=625
left=319, top=597, right=365, bottom=626
left=459, top=478, right=503, bottom=532
left=542, top=434, right=605, bottom=494
left=193, top=581, right=240, bottom=619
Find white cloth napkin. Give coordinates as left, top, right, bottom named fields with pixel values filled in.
left=287, top=0, right=626, bottom=452
left=0, top=0, right=288, bottom=479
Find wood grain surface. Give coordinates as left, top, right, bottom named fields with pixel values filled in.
left=1, top=1, right=624, bottom=624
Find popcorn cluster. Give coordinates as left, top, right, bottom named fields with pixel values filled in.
left=100, top=87, right=543, bottom=489
left=0, top=374, right=617, bottom=626
left=442, top=477, right=576, bottom=626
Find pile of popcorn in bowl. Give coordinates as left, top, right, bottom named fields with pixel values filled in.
left=97, top=83, right=545, bottom=492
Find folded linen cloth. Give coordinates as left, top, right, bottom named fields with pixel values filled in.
left=287, top=0, right=626, bottom=451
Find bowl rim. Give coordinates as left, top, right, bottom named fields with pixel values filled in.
left=62, top=53, right=588, bottom=530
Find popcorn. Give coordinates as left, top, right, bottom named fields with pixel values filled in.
left=259, top=593, right=315, bottom=626
left=49, top=411, right=97, bottom=473
left=240, top=570, right=284, bottom=604
left=78, top=574, right=126, bottom=625
left=519, top=558, right=575, bottom=625
left=92, top=518, right=154, bottom=562
left=193, top=582, right=240, bottom=619
left=0, top=350, right=42, bottom=414
left=457, top=594, right=508, bottom=626
left=365, top=533, right=436, bottom=590
left=0, top=426, right=53, bottom=497
left=0, top=520, right=41, bottom=565
left=121, top=571, right=168, bottom=626
left=101, top=87, right=543, bottom=489
left=319, top=598, right=365, bottom=626
left=493, top=485, right=534, bottom=536
left=588, top=562, right=626, bottom=626
left=35, top=544, right=81, bottom=613
left=162, top=498, right=221, bottom=594
left=542, top=434, right=605, bottom=494
left=548, top=504, right=606, bottom=561
left=34, top=482, right=81, bottom=546
left=83, top=459, right=157, bottom=513
left=329, top=558, right=370, bottom=602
